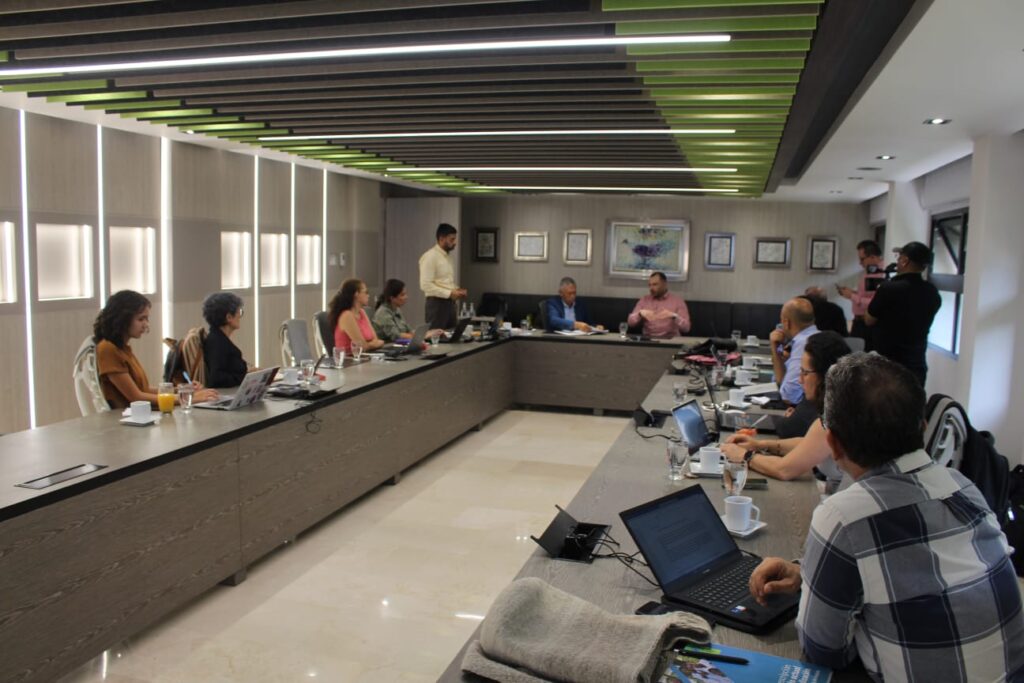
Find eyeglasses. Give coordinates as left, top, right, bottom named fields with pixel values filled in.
left=799, top=367, right=817, bottom=377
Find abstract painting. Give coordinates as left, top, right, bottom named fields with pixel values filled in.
left=607, top=220, right=690, bottom=280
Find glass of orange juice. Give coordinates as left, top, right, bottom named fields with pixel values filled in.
left=157, top=382, right=176, bottom=414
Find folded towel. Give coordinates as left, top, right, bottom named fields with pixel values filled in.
left=461, top=577, right=711, bottom=683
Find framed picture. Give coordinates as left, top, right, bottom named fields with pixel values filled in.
left=606, top=220, right=690, bottom=280
left=563, top=229, right=592, bottom=266
left=753, top=237, right=792, bottom=268
left=513, top=231, right=548, bottom=262
left=808, top=236, right=839, bottom=272
left=704, top=232, right=735, bottom=270
left=473, top=227, right=498, bottom=263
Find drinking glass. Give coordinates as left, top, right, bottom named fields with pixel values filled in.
left=667, top=443, right=687, bottom=482
left=332, top=347, right=345, bottom=368
left=618, top=322, right=628, bottom=339
left=429, top=332, right=440, bottom=348
left=672, top=381, right=687, bottom=404
left=176, top=384, right=194, bottom=414
left=157, top=382, right=175, bottom=414
left=731, top=329, right=742, bottom=343
left=723, top=459, right=748, bottom=496
left=520, top=319, right=530, bottom=333
left=351, top=342, right=364, bottom=362
left=300, top=359, right=315, bottom=385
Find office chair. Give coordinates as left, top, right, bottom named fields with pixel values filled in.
left=536, top=300, right=548, bottom=332
left=280, top=318, right=316, bottom=367
left=924, top=394, right=968, bottom=469
left=73, top=336, right=110, bottom=416
left=312, top=311, right=334, bottom=358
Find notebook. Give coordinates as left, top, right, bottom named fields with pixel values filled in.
left=194, top=367, right=278, bottom=411
left=619, top=485, right=799, bottom=633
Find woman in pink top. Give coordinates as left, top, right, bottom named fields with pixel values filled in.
left=329, top=278, right=385, bottom=355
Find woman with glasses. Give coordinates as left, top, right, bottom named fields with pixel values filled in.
left=202, top=291, right=252, bottom=388
left=721, top=331, right=851, bottom=481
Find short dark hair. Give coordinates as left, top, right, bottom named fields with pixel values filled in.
left=803, top=331, right=851, bottom=414
left=436, top=223, right=457, bottom=240
left=93, top=290, right=151, bottom=349
left=823, top=353, right=926, bottom=469
left=202, top=291, right=244, bottom=328
left=857, top=240, right=882, bottom=257
left=328, top=278, right=364, bottom=331
left=376, top=278, right=405, bottom=308
left=649, top=271, right=667, bottom=282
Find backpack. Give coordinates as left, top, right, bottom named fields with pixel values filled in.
left=1005, top=465, right=1024, bottom=577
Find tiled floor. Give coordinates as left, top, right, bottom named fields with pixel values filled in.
left=59, top=410, right=627, bottom=683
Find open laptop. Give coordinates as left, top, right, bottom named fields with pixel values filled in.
left=383, top=324, right=430, bottom=358
left=440, top=317, right=471, bottom=344
left=478, top=311, right=504, bottom=341
left=195, top=367, right=278, bottom=411
left=620, top=485, right=800, bottom=633
left=702, top=372, right=781, bottom=434
left=672, top=399, right=718, bottom=454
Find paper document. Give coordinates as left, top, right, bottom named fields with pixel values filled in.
left=740, top=382, right=779, bottom=397
left=555, top=329, right=605, bottom=336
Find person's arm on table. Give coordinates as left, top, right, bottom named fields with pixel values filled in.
left=723, top=420, right=829, bottom=480
left=340, top=311, right=385, bottom=351
left=107, top=372, right=217, bottom=405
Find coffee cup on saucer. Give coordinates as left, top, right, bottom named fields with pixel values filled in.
left=698, top=446, right=722, bottom=472
left=741, top=355, right=757, bottom=369
left=728, top=388, right=746, bottom=406
left=746, top=335, right=758, bottom=345
left=282, top=367, right=300, bottom=385
left=129, top=400, right=151, bottom=421
left=724, top=495, right=761, bottom=532
left=735, top=368, right=754, bottom=384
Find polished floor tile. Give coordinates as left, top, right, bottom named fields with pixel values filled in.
left=58, top=410, right=627, bottom=683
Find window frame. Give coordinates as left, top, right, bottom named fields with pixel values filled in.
left=927, top=208, right=968, bottom=356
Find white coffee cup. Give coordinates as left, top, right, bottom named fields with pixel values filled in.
left=282, top=367, right=300, bottom=385
left=130, top=400, right=151, bottom=421
left=746, top=335, right=758, bottom=345
left=698, top=446, right=722, bottom=473
left=735, top=368, right=754, bottom=384
left=724, top=495, right=761, bottom=532
left=728, top=388, right=746, bottom=405
left=742, top=355, right=757, bottom=369
left=502, top=321, right=513, bottom=331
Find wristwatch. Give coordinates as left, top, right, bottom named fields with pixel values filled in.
left=743, top=450, right=756, bottom=463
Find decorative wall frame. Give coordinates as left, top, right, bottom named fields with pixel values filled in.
left=606, top=220, right=690, bottom=281
left=473, top=227, right=498, bottom=262
left=513, top=231, right=548, bottom=262
left=753, top=237, right=792, bottom=268
left=704, top=232, right=735, bottom=271
left=807, top=235, right=839, bottom=272
left=563, top=229, right=592, bottom=266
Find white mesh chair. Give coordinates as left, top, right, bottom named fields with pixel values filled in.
left=73, top=336, right=110, bottom=416
left=924, top=395, right=968, bottom=469
left=279, top=318, right=316, bottom=367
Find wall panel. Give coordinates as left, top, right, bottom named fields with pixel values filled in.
left=0, top=108, right=28, bottom=432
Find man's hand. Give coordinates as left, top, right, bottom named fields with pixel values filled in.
left=836, top=285, right=854, bottom=300
left=749, top=557, right=801, bottom=606
left=724, top=433, right=757, bottom=450
left=722, top=442, right=748, bottom=464
left=639, top=309, right=656, bottom=321
left=655, top=309, right=677, bottom=320
left=573, top=321, right=592, bottom=332
left=769, top=328, right=785, bottom=351
left=450, top=288, right=468, bottom=300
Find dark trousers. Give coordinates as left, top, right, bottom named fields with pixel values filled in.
left=425, top=296, right=456, bottom=330
left=850, top=317, right=876, bottom=352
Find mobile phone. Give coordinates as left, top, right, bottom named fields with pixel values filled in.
left=721, top=478, right=768, bottom=490
left=635, top=601, right=674, bottom=616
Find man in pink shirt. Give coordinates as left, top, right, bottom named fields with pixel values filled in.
left=627, top=271, right=691, bottom=339
left=837, top=239, right=885, bottom=350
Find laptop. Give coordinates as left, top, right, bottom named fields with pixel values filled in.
left=620, top=485, right=800, bottom=633
left=701, top=372, right=780, bottom=434
left=440, top=317, right=471, bottom=344
left=195, top=367, right=278, bottom=411
left=478, top=312, right=504, bottom=341
left=383, top=324, right=430, bottom=358
left=672, top=399, right=718, bottom=455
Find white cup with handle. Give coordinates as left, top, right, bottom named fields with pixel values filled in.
left=728, top=388, right=746, bottom=405
left=282, top=367, right=300, bottom=385
left=735, top=368, right=754, bottom=384
left=742, top=355, right=757, bottom=369
left=746, top=334, right=758, bottom=345
left=129, top=400, right=151, bottom=421
left=724, top=495, right=761, bottom=532
left=698, top=446, right=722, bottom=473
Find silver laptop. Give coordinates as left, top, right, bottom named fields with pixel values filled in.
left=195, top=367, right=279, bottom=411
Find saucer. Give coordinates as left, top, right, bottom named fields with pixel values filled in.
left=688, top=460, right=723, bottom=477
left=724, top=399, right=751, bottom=409
left=720, top=515, right=766, bottom=538
left=120, top=415, right=158, bottom=427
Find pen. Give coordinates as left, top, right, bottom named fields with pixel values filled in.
left=679, top=648, right=749, bottom=665
left=182, top=370, right=192, bottom=384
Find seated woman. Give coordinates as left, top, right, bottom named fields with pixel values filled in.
left=372, top=279, right=415, bottom=343
left=202, top=291, right=251, bottom=388
left=722, top=331, right=851, bottom=481
left=94, top=290, right=217, bottom=409
left=329, top=278, right=385, bottom=355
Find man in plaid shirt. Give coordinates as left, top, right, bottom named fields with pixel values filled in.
left=749, top=354, right=1023, bottom=681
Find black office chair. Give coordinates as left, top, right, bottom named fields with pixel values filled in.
left=536, top=300, right=548, bottom=331
left=312, top=311, right=334, bottom=358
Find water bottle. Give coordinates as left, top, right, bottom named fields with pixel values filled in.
left=458, top=302, right=467, bottom=318
left=468, top=302, right=476, bottom=318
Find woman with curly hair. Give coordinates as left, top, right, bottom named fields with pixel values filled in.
left=328, top=278, right=384, bottom=355
left=201, top=291, right=251, bottom=388
left=94, top=290, right=218, bottom=409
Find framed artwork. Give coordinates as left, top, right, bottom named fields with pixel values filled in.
left=513, top=231, right=548, bottom=262
left=473, top=227, right=498, bottom=263
left=808, top=236, right=839, bottom=272
left=753, top=237, right=792, bottom=268
left=704, top=232, right=735, bottom=270
left=606, top=220, right=690, bottom=281
left=563, top=229, right=592, bottom=266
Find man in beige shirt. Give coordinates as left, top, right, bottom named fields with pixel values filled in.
left=418, top=223, right=467, bottom=329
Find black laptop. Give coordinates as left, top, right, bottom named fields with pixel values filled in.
left=701, top=372, right=781, bottom=434
left=440, top=317, right=471, bottom=344
left=619, top=485, right=799, bottom=633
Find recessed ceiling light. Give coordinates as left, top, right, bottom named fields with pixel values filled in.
left=478, top=185, right=739, bottom=193
left=856, top=166, right=882, bottom=171
left=262, top=129, right=735, bottom=141
left=847, top=176, right=863, bottom=180
left=386, top=165, right=737, bottom=173
left=923, top=118, right=951, bottom=125
left=876, top=155, right=896, bottom=160
left=0, top=35, right=731, bottom=78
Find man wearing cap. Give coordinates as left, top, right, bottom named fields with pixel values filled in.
left=865, top=241, right=941, bottom=385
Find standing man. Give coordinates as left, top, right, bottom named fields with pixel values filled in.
left=626, top=271, right=691, bottom=339
left=749, top=354, right=1023, bottom=681
left=837, top=239, right=885, bottom=349
left=865, top=241, right=941, bottom=386
left=418, top=223, right=467, bottom=330
left=770, top=297, right=818, bottom=406
left=543, top=277, right=603, bottom=332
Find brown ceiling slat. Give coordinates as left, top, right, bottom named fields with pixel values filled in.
left=273, top=114, right=669, bottom=129
left=258, top=106, right=660, bottom=120
left=212, top=95, right=651, bottom=113
left=0, top=0, right=155, bottom=13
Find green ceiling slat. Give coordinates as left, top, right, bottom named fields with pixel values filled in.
left=604, top=0, right=821, bottom=9
left=628, top=38, right=811, bottom=55
left=49, top=90, right=148, bottom=103
left=616, top=16, right=818, bottom=34
left=0, top=52, right=7, bottom=63
left=636, top=57, right=805, bottom=71
left=650, top=85, right=795, bottom=95
left=646, top=74, right=800, bottom=85
left=1, top=78, right=108, bottom=93
left=659, top=105, right=790, bottom=113
left=86, top=99, right=180, bottom=110
left=123, top=108, right=214, bottom=118
left=657, top=93, right=793, bottom=103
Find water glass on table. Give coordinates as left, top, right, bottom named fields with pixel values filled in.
left=176, top=384, right=194, bottom=414
left=667, top=443, right=687, bottom=481
left=351, top=342, right=363, bottom=362
left=618, top=322, right=628, bottom=339
left=157, top=382, right=175, bottom=414
left=332, top=347, right=345, bottom=368
left=731, top=329, right=742, bottom=343
left=300, top=359, right=315, bottom=385
left=723, top=459, right=748, bottom=496
left=672, top=381, right=688, bottom=404
left=429, top=332, right=440, bottom=348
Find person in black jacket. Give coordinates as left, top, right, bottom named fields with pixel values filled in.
left=202, top=291, right=251, bottom=388
left=800, top=287, right=848, bottom=337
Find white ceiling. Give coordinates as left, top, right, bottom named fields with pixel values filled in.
left=774, top=0, right=1024, bottom=203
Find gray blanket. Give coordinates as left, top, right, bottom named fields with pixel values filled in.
left=461, top=577, right=711, bottom=683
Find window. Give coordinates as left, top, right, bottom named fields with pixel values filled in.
left=0, top=222, right=15, bottom=304
left=928, top=209, right=967, bottom=354
left=260, top=233, right=289, bottom=287
left=295, top=234, right=321, bottom=285
left=109, top=226, right=156, bottom=294
left=220, top=231, right=252, bottom=289
left=36, top=223, right=93, bottom=301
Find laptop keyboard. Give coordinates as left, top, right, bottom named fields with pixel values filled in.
left=682, top=555, right=761, bottom=609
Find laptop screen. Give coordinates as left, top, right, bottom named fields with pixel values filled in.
left=672, top=399, right=712, bottom=453
left=620, top=486, right=739, bottom=593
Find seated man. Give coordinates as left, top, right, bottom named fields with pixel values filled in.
left=626, top=271, right=691, bottom=339
left=801, top=286, right=847, bottom=337
left=543, top=277, right=602, bottom=332
left=749, top=354, right=1024, bottom=681
left=770, top=297, right=818, bottom=405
